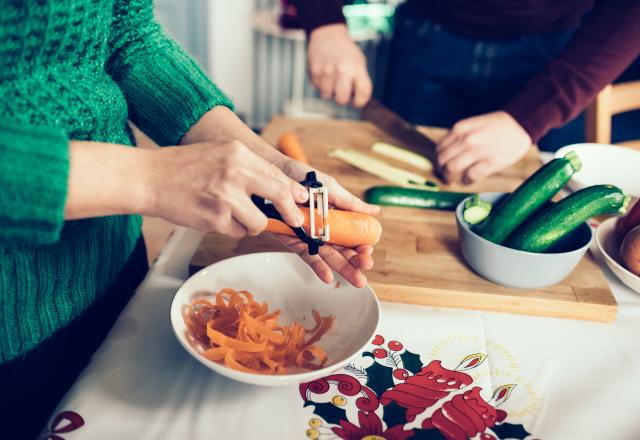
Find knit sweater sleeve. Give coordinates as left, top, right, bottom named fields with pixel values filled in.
left=106, top=0, right=233, bottom=146
left=0, top=121, right=69, bottom=246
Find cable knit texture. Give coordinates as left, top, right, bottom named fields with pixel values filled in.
left=0, top=0, right=232, bottom=363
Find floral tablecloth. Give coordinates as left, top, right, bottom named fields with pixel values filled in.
left=41, top=225, right=640, bottom=440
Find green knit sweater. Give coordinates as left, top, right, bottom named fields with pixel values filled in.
left=0, top=0, right=232, bottom=363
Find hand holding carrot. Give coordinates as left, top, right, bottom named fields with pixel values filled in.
left=275, top=159, right=381, bottom=288
left=177, top=106, right=379, bottom=288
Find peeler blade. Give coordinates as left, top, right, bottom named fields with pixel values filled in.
left=309, top=186, right=330, bottom=242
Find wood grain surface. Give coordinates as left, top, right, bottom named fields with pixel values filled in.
left=190, top=117, right=617, bottom=322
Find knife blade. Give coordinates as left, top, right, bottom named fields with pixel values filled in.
left=361, top=98, right=439, bottom=168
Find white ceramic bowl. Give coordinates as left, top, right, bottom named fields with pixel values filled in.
left=170, top=252, right=380, bottom=386
left=555, top=143, right=640, bottom=197
left=595, top=217, right=640, bottom=294
left=456, top=193, right=592, bottom=289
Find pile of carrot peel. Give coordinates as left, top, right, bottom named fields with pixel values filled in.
left=184, top=288, right=334, bottom=374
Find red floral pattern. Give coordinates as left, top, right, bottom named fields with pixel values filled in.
left=333, top=411, right=413, bottom=440
left=300, top=334, right=535, bottom=440
left=41, top=411, right=85, bottom=440
left=422, top=387, right=508, bottom=439
left=380, top=360, right=474, bottom=421
left=300, top=374, right=380, bottom=412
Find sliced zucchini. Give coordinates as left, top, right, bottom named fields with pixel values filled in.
left=463, top=196, right=492, bottom=224
left=329, top=148, right=434, bottom=188
left=371, top=141, right=433, bottom=172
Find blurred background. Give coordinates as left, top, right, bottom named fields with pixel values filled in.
left=155, top=0, right=399, bottom=129
left=155, top=0, right=640, bottom=148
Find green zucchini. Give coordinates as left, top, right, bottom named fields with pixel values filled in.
left=463, top=196, right=492, bottom=224
left=476, top=151, right=582, bottom=244
left=505, top=185, right=629, bottom=253
left=371, top=141, right=433, bottom=173
left=364, top=186, right=473, bottom=211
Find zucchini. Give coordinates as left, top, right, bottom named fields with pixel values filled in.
left=329, top=148, right=433, bottom=187
left=463, top=196, right=492, bottom=224
left=401, top=181, right=440, bottom=191
left=476, top=151, right=582, bottom=244
left=365, top=185, right=473, bottom=211
left=505, top=185, right=629, bottom=253
left=371, top=141, right=433, bottom=172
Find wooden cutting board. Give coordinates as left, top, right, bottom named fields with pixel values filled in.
left=190, top=117, right=617, bottom=322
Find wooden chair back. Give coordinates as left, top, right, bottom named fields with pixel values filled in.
left=585, top=80, right=640, bottom=149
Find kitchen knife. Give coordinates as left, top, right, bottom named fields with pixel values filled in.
left=361, top=98, right=439, bottom=168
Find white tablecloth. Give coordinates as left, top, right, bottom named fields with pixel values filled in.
left=39, top=223, right=640, bottom=440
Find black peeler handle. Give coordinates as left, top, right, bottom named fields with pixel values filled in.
left=252, top=171, right=324, bottom=255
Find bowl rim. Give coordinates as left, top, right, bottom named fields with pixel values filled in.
left=554, top=143, right=640, bottom=199
left=595, top=217, right=640, bottom=283
left=555, top=142, right=640, bottom=156
left=169, top=251, right=381, bottom=385
left=455, top=192, right=593, bottom=258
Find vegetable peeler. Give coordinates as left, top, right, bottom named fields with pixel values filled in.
left=252, top=171, right=329, bottom=255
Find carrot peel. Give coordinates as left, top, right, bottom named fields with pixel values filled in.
left=184, top=288, right=333, bottom=374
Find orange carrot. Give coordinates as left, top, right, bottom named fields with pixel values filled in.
left=183, top=288, right=333, bottom=374
left=278, top=132, right=308, bottom=163
left=265, top=208, right=381, bottom=247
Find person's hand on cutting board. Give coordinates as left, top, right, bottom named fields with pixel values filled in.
left=307, top=24, right=373, bottom=107
left=436, top=111, right=532, bottom=184
left=181, top=107, right=380, bottom=288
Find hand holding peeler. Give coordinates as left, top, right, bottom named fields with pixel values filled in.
left=252, top=171, right=330, bottom=255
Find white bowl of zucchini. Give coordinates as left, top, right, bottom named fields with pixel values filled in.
left=455, top=151, right=629, bottom=289
left=456, top=193, right=593, bottom=289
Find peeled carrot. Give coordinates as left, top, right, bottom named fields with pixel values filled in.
left=278, top=132, right=308, bottom=164
left=183, top=288, right=334, bottom=374
left=265, top=208, right=382, bottom=247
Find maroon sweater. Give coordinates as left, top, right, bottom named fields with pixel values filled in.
left=294, top=0, right=640, bottom=142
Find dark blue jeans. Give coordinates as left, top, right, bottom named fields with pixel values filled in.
left=383, top=3, right=575, bottom=150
